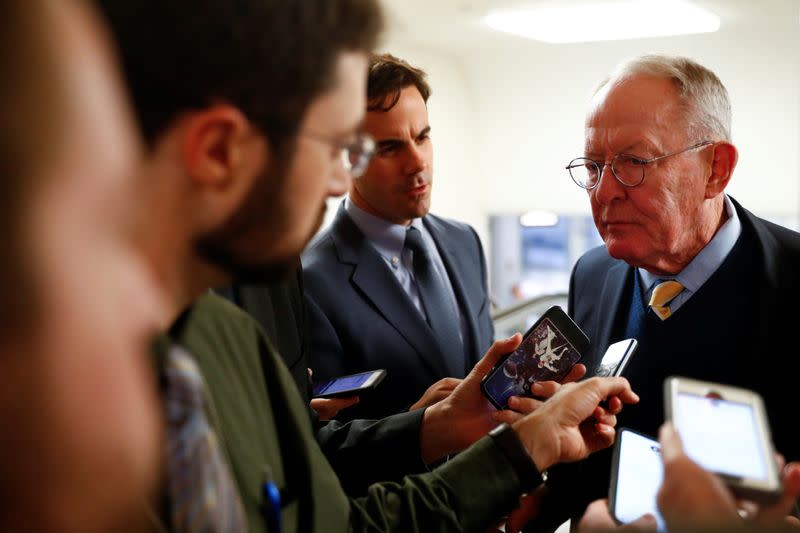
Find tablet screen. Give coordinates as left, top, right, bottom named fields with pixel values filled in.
left=675, top=392, right=767, bottom=480
left=612, top=430, right=666, bottom=531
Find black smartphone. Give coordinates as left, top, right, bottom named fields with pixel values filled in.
left=595, top=338, right=638, bottom=377
left=312, top=369, right=386, bottom=399
left=664, top=377, right=782, bottom=503
left=480, top=306, right=589, bottom=409
left=609, top=428, right=666, bottom=530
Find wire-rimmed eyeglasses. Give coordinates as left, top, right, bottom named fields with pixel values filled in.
left=566, top=140, right=715, bottom=190
left=303, top=132, right=376, bottom=178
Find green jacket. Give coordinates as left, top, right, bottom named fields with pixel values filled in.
left=162, top=293, right=525, bottom=532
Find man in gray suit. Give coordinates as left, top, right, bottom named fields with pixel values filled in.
left=303, top=53, right=494, bottom=421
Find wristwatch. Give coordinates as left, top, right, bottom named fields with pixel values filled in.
left=488, top=423, right=546, bottom=491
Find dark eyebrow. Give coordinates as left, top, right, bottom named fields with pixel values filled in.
left=375, top=139, right=405, bottom=152
left=375, top=126, right=432, bottom=152
left=376, top=139, right=403, bottom=151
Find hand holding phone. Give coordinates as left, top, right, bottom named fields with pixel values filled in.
left=664, top=377, right=782, bottom=503
left=312, top=369, right=386, bottom=399
left=480, top=306, right=589, bottom=409
left=310, top=396, right=360, bottom=420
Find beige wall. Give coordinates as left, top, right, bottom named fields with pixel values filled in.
left=317, top=3, right=800, bottom=279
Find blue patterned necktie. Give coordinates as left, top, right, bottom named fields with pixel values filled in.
left=164, top=346, right=246, bottom=532
left=405, top=226, right=464, bottom=375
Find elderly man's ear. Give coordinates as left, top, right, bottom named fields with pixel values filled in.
left=179, top=103, right=270, bottom=232
left=705, top=141, right=738, bottom=199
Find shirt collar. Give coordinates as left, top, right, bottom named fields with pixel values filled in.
left=639, top=194, right=741, bottom=293
left=345, top=197, right=424, bottom=261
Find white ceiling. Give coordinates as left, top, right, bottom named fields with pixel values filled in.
left=379, top=0, right=800, bottom=54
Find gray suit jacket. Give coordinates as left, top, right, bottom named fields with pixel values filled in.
left=302, top=203, right=494, bottom=420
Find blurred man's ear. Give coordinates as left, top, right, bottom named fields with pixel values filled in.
left=179, top=104, right=270, bottom=232
left=705, top=141, right=737, bottom=199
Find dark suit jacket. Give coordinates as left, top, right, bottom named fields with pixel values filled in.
left=569, top=197, right=800, bottom=460
left=518, top=198, right=800, bottom=532
left=215, top=269, right=311, bottom=403
left=215, top=273, right=431, bottom=495
left=302, top=204, right=494, bottom=420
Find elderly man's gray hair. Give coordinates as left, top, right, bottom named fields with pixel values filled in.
left=594, top=54, right=732, bottom=141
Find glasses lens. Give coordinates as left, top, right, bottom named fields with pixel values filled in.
left=612, top=154, right=646, bottom=187
left=340, top=150, right=353, bottom=172
left=348, top=135, right=375, bottom=178
left=567, top=158, right=600, bottom=189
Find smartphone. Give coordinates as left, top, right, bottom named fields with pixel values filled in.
left=595, top=338, right=638, bottom=377
left=664, top=376, right=782, bottom=502
left=480, top=306, right=590, bottom=409
left=609, top=428, right=666, bottom=531
left=312, top=369, right=386, bottom=399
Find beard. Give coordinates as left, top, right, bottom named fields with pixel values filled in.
left=194, top=141, right=326, bottom=284
left=194, top=150, right=309, bottom=285
left=195, top=237, right=298, bottom=284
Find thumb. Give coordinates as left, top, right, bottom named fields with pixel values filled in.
left=658, top=422, right=684, bottom=465
left=468, top=333, right=522, bottom=380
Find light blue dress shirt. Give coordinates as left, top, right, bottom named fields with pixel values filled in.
left=345, top=197, right=467, bottom=346
left=638, top=195, right=742, bottom=314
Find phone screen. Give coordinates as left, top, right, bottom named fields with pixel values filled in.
left=612, top=430, right=666, bottom=531
left=596, top=339, right=633, bottom=377
left=313, top=371, right=376, bottom=396
left=675, top=392, right=767, bottom=480
left=482, top=316, right=582, bottom=408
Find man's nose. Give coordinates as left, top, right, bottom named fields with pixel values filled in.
left=329, top=157, right=351, bottom=197
left=403, top=143, right=427, bottom=175
left=592, top=161, right=625, bottom=205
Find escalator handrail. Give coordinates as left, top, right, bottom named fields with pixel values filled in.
left=491, top=292, right=569, bottom=322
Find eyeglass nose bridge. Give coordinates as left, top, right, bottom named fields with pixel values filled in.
left=585, top=159, right=614, bottom=190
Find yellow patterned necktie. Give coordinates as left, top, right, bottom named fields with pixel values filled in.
left=648, top=280, right=684, bottom=321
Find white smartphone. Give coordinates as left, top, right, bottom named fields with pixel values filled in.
left=609, top=428, right=666, bottom=531
left=312, top=369, right=386, bottom=399
left=595, top=338, right=638, bottom=377
left=664, top=376, right=781, bottom=502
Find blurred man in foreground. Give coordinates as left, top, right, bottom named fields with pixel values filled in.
left=0, top=0, right=165, bottom=529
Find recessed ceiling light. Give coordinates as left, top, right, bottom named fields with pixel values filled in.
left=485, top=0, right=721, bottom=44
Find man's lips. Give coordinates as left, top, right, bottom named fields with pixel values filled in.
left=406, top=183, right=429, bottom=196
left=602, top=219, right=637, bottom=229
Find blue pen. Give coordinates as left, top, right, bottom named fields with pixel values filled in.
left=261, top=468, right=282, bottom=533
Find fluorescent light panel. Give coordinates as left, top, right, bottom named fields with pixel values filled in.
left=485, top=0, right=721, bottom=44
left=519, top=210, right=559, bottom=227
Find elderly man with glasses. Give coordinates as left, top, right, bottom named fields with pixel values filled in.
left=529, top=54, right=800, bottom=529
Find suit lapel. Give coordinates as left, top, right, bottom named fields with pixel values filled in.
left=594, top=260, right=631, bottom=357
left=731, top=198, right=782, bottom=373
left=329, top=205, right=452, bottom=378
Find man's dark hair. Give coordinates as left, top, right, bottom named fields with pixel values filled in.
left=96, top=0, right=383, bottom=151
left=367, top=53, right=430, bottom=112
